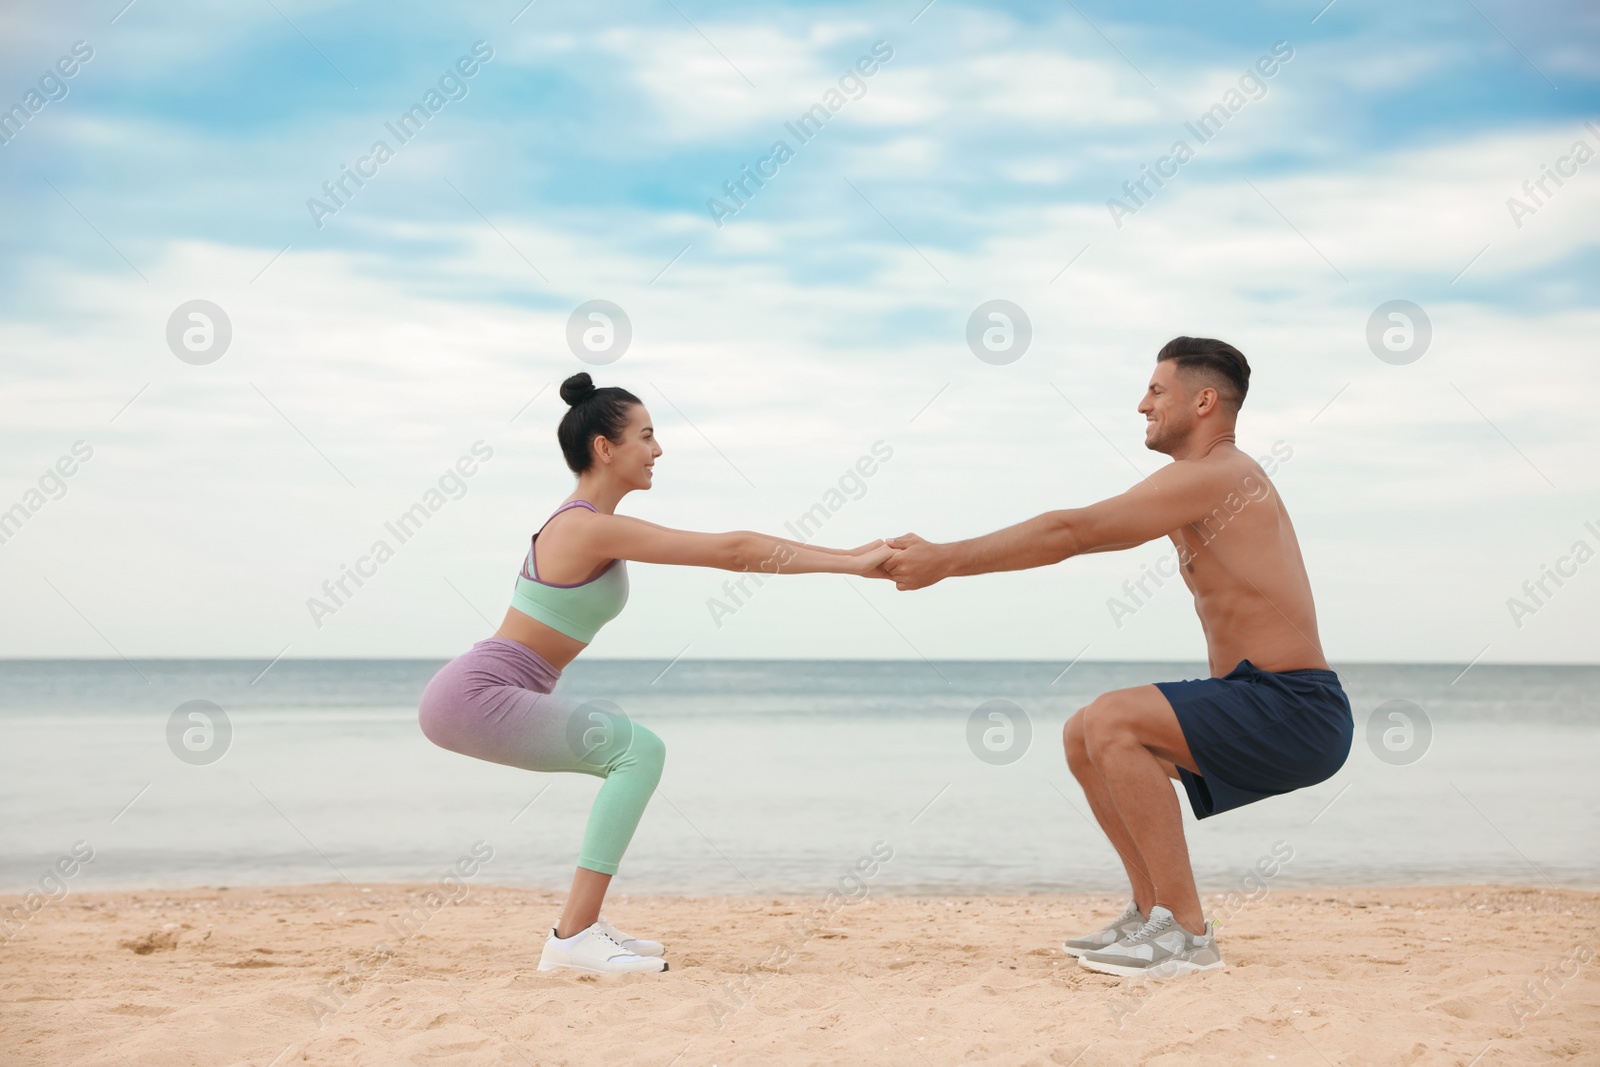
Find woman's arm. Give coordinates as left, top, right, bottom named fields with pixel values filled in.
left=754, top=537, right=894, bottom=576
left=759, top=536, right=885, bottom=558
left=589, top=513, right=886, bottom=562
left=576, top=513, right=892, bottom=576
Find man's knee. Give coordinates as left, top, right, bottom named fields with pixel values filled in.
left=1080, top=693, right=1138, bottom=759
left=1063, top=711, right=1093, bottom=776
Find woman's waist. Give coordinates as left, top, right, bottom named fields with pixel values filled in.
left=494, top=606, right=586, bottom=672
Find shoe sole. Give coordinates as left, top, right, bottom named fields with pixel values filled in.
left=1078, top=956, right=1224, bottom=979
left=537, top=957, right=669, bottom=975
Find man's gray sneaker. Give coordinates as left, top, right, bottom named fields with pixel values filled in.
left=1062, top=900, right=1146, bottom=958
left=1078, top=905, right=1225, bottom=978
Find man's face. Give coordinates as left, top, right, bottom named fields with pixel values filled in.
left=1137, top=361, right=1195, bottom=455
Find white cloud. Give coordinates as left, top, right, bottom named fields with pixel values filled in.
left=2, top=3, right=1595, bottom=662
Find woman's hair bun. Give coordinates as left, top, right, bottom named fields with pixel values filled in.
left=560, top=372, right=597, bottom=407
left=556, top=375, right=644, bottom=474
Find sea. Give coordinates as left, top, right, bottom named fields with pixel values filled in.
left=2, top=659, right=1596, bottom=898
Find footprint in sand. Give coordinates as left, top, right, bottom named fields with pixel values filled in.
left=119, top=930, right=180, bottom=955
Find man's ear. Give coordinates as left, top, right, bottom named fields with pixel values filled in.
left=1194, top=386, right=1219, bottom=417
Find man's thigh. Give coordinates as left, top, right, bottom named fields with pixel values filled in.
left=1089, top=683, right=1200, bottom=776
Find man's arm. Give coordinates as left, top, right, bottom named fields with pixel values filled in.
left=884, top=461, right=1231, bottom=589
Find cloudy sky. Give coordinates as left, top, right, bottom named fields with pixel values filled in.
left=1, top=0, right=1596, bottom=664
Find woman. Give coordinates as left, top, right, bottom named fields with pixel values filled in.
left=418, top=372, right=896, bottom=975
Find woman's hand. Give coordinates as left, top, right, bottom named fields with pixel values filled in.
left=850, top=540, right=900, bottom=578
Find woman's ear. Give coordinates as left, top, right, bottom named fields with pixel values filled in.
left=592, top=434, right=613, bottom=466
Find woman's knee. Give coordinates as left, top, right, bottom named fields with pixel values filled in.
left=620, top=723, right=666, bottom=784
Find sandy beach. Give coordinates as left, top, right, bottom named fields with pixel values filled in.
left=3, top=883, right=1596, bottom=1066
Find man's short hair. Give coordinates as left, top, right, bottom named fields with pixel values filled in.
left=1156, top=336, right=1250, bottom=412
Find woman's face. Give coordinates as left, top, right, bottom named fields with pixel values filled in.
left=598, top=403, right=662, bottom=490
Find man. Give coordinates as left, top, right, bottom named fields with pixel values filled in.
left=883, top=336, right=1351, bottom=979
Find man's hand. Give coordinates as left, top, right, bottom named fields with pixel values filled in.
left=882, top=532, right=949, bottom=590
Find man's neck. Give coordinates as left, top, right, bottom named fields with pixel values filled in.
left=1169, top=428, right=1238, bottom=462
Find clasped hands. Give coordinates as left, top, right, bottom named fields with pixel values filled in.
left=850, top=533, right=944, bottom=591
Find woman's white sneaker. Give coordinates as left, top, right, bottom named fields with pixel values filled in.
left=538, top=923, right=668, bottom=974
left=598, top=916, right=664, bottom=957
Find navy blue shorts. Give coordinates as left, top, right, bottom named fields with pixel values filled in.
left=1155, top=659, right=1353, bottom=820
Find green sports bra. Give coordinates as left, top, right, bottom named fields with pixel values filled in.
left=508, top=500, right=629, bottom=642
